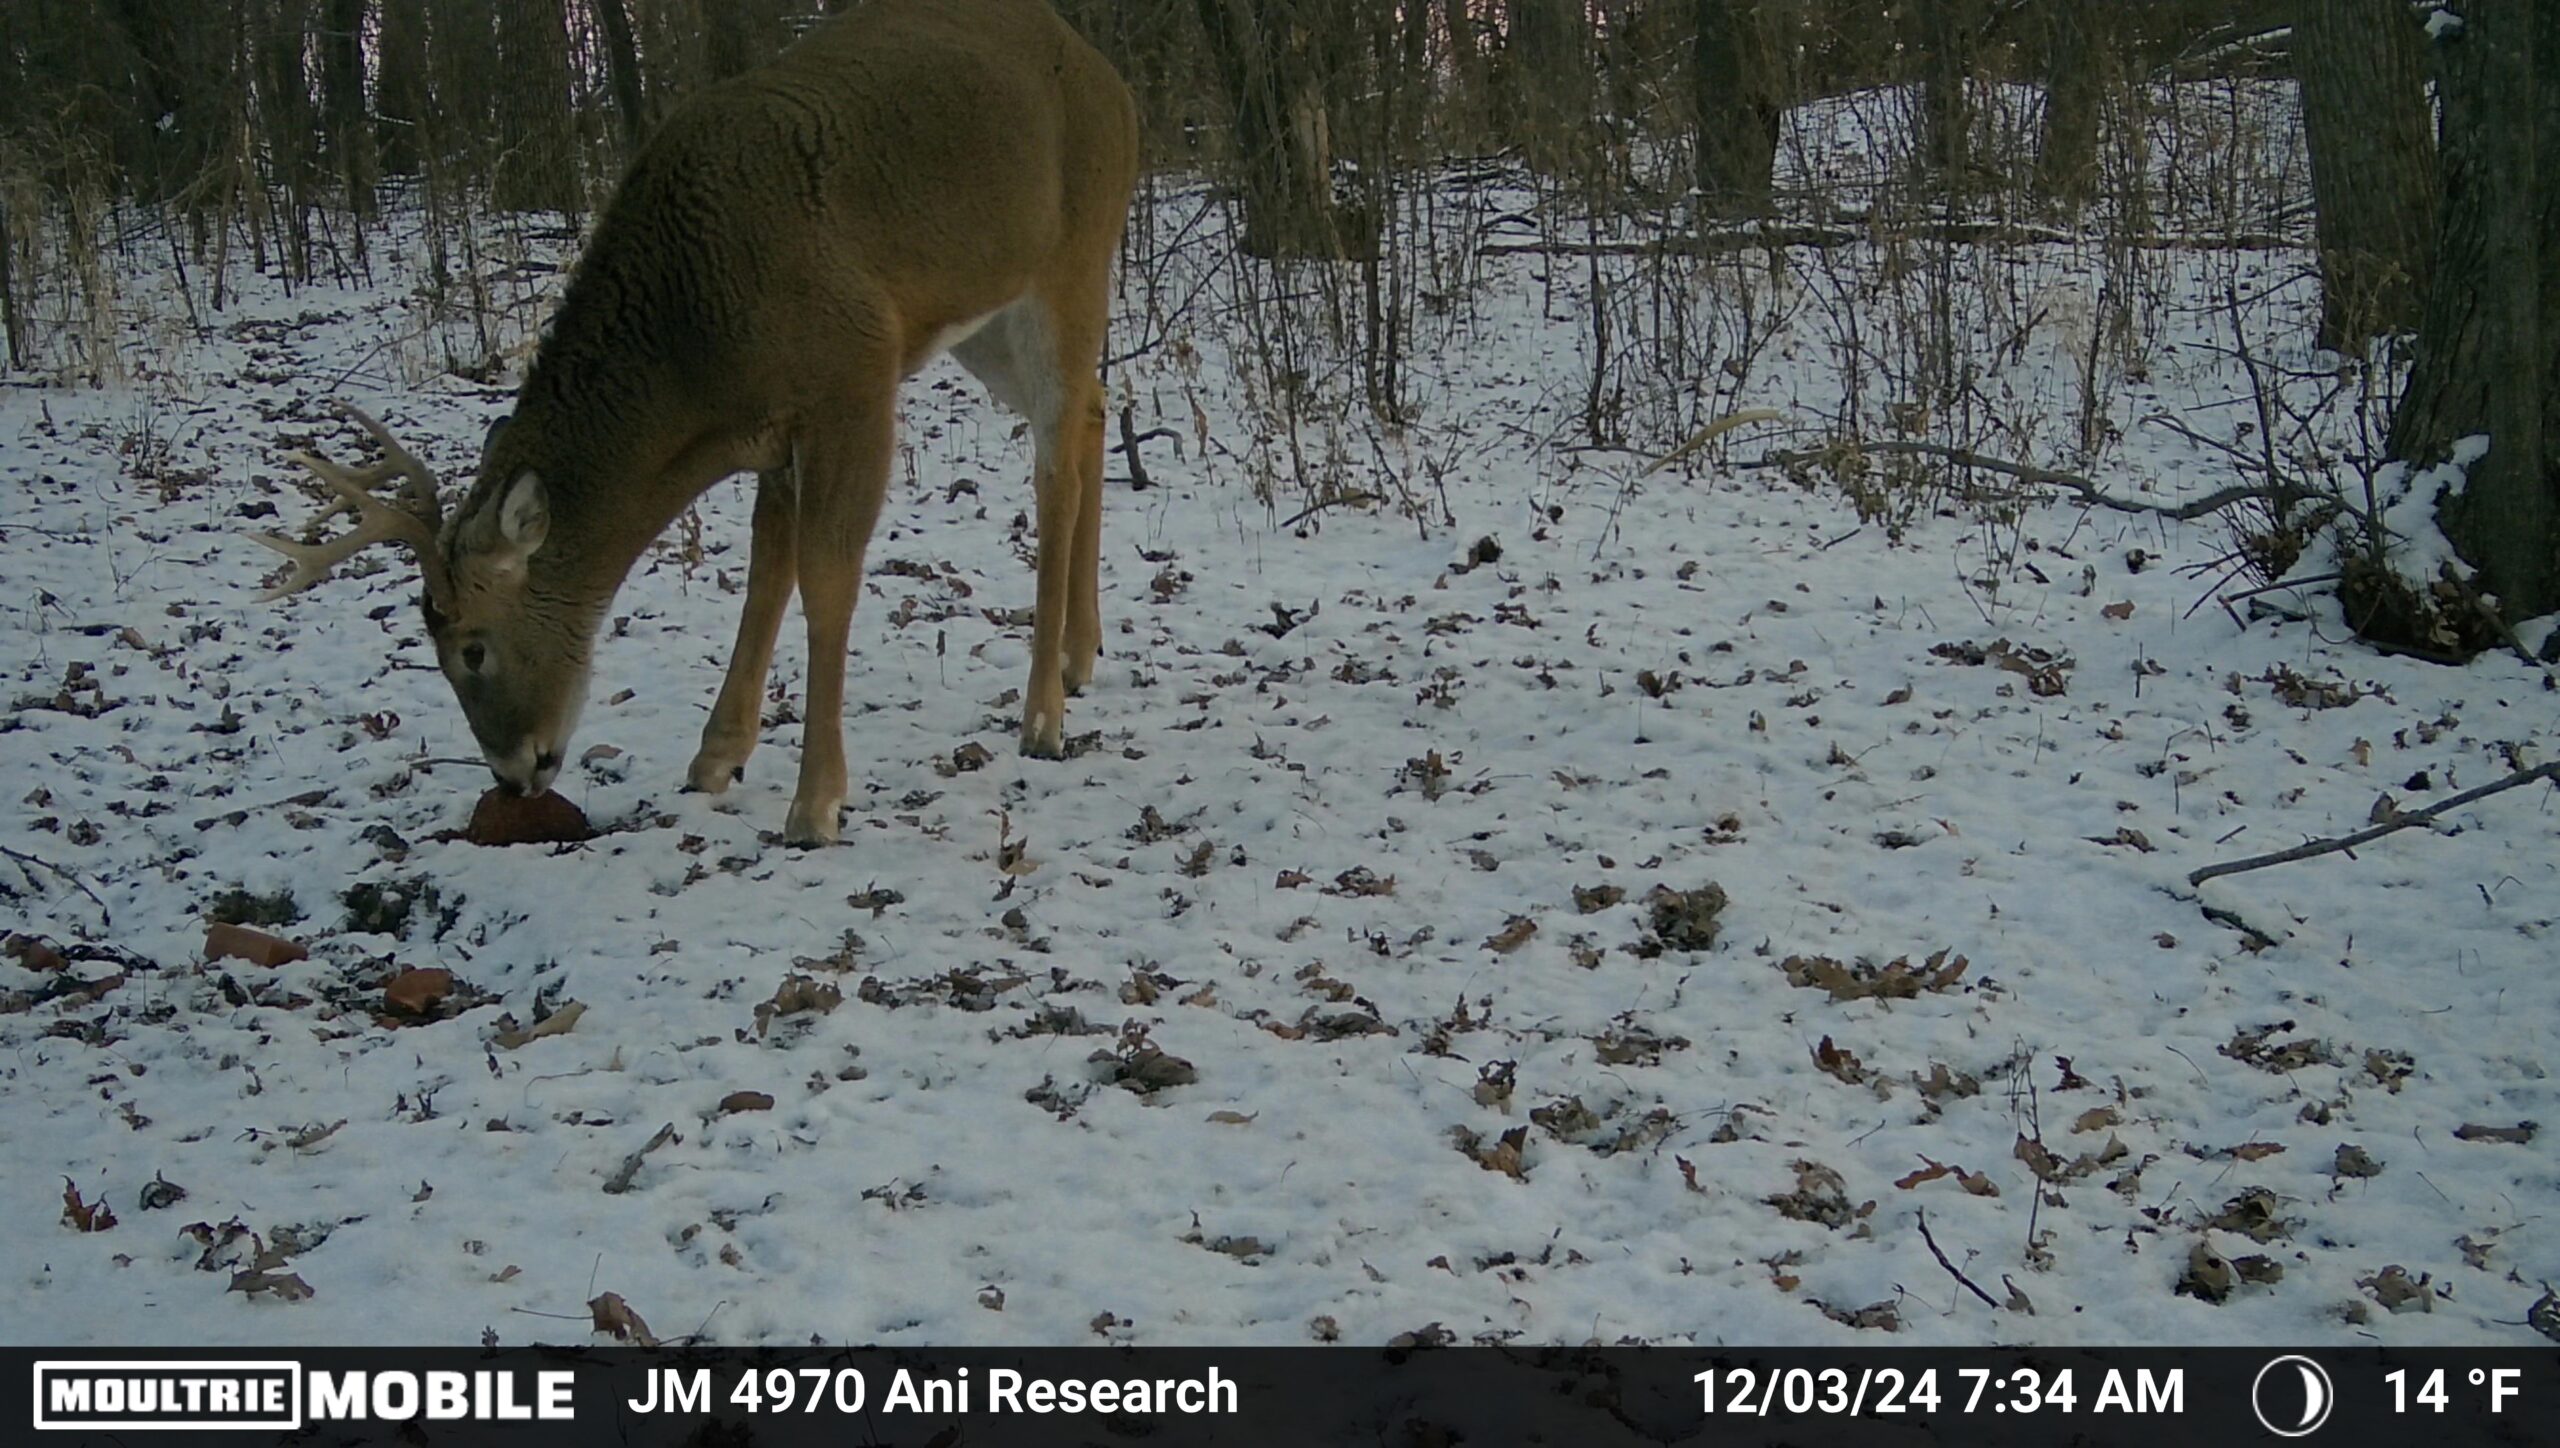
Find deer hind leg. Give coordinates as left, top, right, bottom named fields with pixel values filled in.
left=687, top=468, right=799, bottom=794
left=782, top=384, right=898, bottom=847
left=1060, top=310, right=1109, bottom=696
left=952, top=301, right=1087, bottom=758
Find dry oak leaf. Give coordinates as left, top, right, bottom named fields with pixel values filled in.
left=204, top=922, right=307, bottom=968
left=62, top=1177, right=118, bottom=1232
left=1455, top=1124, right=1530, bottom=1180
left=1812, top=1035, right=1868, bottom=1084
left=588, top=1291, right=659, bottom=1345
left=718, top=1090, right=777, bottom=1116
left=492, top=999, right=585, bottom=1050
left=1893, top=1155, right=2000, bottom=1197
left=1483, top=916, right=1537, bottom=954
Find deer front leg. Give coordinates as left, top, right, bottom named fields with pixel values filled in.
left=784, top=395, right=895, bottom=847
left=688, top=469, right=798, bottom=794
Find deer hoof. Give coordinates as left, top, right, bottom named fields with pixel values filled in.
left=782, top=798, right=841, bottom=848
left=685, top=754, right=746, bottom=794
left=1020, top=712, right=1064, bottom=759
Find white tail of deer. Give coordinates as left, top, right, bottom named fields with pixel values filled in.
left=251, top=0, right=1140, bottom=846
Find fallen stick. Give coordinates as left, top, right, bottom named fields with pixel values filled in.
left=0, top=844, right=111, bottom=925
left=1915, top=1207, right=2003, bottom=1310
left=601, top=1122, right=678, bottom=1195
left=2188, top=762, right=2560, bottom=887
left=1738, top=439, right=2282, bottom=522
left=1479, top=223, right=2297, bottom=259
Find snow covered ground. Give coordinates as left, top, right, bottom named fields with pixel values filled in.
left=2, top=169, right=2554, bottom=1350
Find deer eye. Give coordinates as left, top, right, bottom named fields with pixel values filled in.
left=462, top=641, right=489, bottom=674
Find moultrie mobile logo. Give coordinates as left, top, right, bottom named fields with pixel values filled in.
left=33, top=1360, right=302, bottom=1431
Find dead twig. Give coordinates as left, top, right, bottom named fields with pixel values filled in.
left=1916, top=1207, right=2003, bottom=1310
left=2189, top=762, right=2560, bottom=887
left=0, top=845, right=111, bottom=925
left=601, top=1122, right=678, bottom=1195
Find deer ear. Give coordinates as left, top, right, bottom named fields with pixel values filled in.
left=496, top=470, right=549, bottom=553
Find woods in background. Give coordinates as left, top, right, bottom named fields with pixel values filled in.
left=0, top=0, right=2549, bottom=651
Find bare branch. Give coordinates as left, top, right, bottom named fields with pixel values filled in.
left=1915, top=1207, right=2003, bottom=1310
left=2189, top=762, right=2560, bottom=887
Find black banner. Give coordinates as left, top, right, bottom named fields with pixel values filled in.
left=8, top=1346, right=2554, bottom=1446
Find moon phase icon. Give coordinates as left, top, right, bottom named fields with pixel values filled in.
left=2251, top=1355, right=2336, bottom=1437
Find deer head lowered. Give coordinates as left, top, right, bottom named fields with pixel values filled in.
left=250, top=0, right=1139, bottom=847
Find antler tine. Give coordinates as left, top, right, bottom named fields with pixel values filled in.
left=248, top=450, right=445, bottom=600
left=246, top=409, right=453, bottom=601
left=334, top=403, right=448, bottom=518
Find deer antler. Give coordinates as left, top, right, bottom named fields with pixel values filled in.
left=248, top=404, right=453, bottom=603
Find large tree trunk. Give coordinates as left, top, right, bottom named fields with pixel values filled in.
left=107, top=0, right=228, bottom=208
left=377, top=0, right=427, bottom=176
left=593, top=0, right=651, bottom=150
left=2378, top=0, right=2559, bottom=633
left=1917, top=0, right=1981, bottom=194
left=1501, top=0, right=1589, bottom=171
left=255, top=0, right=318, bottom=277
left=701, top=0, right=763, bottom=81
left=321, top=0, right=374, bottom=217
left=1693, top=0, right=1780, bottom=216
left=1194, top=0, right=1336, bottom=257
left=2034, top=0, right=2107, bottom=210
left=492, top=0, right=581, bottom=213
left=428, top=0, right=500, bottom=177
left=2297, top=0, right=2437, bottom=349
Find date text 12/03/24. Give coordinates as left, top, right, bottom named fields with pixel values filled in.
left=1696, top=1366, right=2185, bottom=1417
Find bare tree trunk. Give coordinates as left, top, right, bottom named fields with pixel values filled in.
left=2034, top=0, right=2107, bottom=209
left=1194, top=0, right=1336, bottom=257
left=1699, top=0, right=1781, bottom=218
left=1502, top=0, right=1588, bottom=171
left=701, top=0, right=760, bottom=81
left=593, top=0, right=651, bottom=150
left=1442, top=0, right=1479, bottom=115
left=0, top=192, right=21, bottom=371
left=255, top=0, right=318, bottom=279
left=108, top=0, right=229, bottom=207
left=1918, top=0, right=1981, bottom=193
left=1693, top=0, right=1779, bottom=216
left=2297, top=0, right=2437, bottom=348
left=2380, top=0, right=2558, bottom=630
left=321, top=0, right=373, bottom=217
left=428, top=0, right=500, bottom=177
left=377, top=0, right=426, bottom=175
left=493, top=0, right=580, bottom=213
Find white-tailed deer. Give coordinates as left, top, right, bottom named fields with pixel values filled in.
left=252, top=0, right=1139, bottom=846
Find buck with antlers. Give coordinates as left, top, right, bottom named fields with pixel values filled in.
left=252, top=0, right=1138, bottom=846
